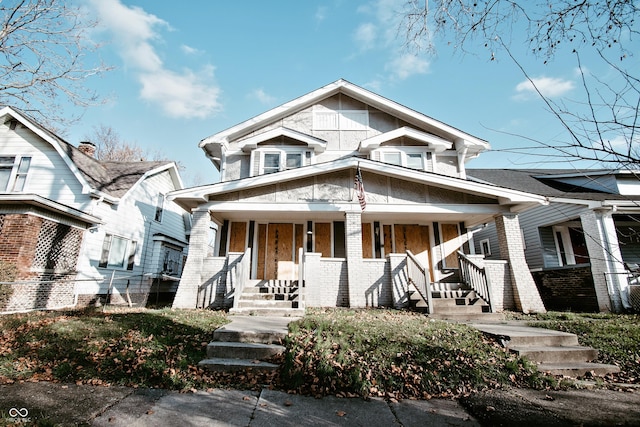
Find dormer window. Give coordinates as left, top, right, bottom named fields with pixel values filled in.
left=252, top=148, right=310, bottom=176
left=374, top=149, right=433, bottom=171
left=0, top=155, right=31, bottom=192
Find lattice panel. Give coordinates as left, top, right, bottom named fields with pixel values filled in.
left=32, top=221, right=83, bottom=271
left=629, top=285, right=640, bottom=312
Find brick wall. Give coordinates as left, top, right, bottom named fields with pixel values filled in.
left=0, top=214, right=81, bottom=312
left=304, top=254, right=349, bottom=307
left=532, top=265, right=599, bottom=312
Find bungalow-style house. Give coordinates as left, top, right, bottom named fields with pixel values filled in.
left=169, top=79, right=548, bottom=316
left=468, top=169, right=640, bottom=313
left=0, top=106, right=189, bottom=312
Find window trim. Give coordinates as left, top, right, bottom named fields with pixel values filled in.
left=99, top=233, right=138, bottom=270
left=154, top=194, right=165, bottom=222
left=251, top=148, right=311, bottom=176
left=0, top=155, right=32, bottom=192
left=480, top=238, right=491, bottom=256
left=373, top=148, right=433, bottom=171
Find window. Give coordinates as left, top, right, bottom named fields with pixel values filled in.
left=263, top=153, right=281, bottom=174
left=161, top=245, right=183, bottom=275
left=99, top=234, right=137, bottom=270
left=0, top=156, right=31, bottom=192
left=480, top=239, right=491, bottom=256
left=253, top=149, right=310, bottom=176
left=154, top=194, right=165, bottom=222
left=375, top=149, right=431, bottom=171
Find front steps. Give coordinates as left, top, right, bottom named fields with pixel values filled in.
left=410, top=282, right=503, bottom=321
left=229, top=280, right=305, bottom=317
left=474, top=323, right=620, bottom=377
left=198, top=316, right=296, bottom=373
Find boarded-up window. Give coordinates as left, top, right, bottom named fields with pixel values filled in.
left=256, top=224, right=267, bottom=279
left=441, top=223, right=460, bottom=268
left=362, top=223, right=373, bottom=258
left=315, top=223, right=332, bottom=257
left=229, top=222, right=247, bottom=252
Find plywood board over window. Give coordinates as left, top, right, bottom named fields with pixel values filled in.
left=441, top=223, right=460, bottom=268
left=229, top=222, right=247, bottom=253
left=266, top=223, right=294, bottom=280
left=362, top=223, right=373, bottom=258
left=315, top=223, right=332, bottom=257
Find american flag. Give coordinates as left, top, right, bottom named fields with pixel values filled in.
left=354, top=166, right=366, bottom=211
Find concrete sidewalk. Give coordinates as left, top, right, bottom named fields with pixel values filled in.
left=0, top=382, right=477, bottom=426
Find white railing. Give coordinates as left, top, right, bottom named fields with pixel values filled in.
left=458, top=251, right=493, bottom=312
left=232, top=248, right=252, bottom=310
left=406, top=250, right=433, bottom=314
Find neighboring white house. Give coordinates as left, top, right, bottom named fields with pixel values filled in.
left=468, top=168, right=640, bottom=313
left=169, top=79, right=548, bottom=315
left=0, top=106, right=189, bottom=312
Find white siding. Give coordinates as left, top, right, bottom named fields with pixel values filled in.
left=76, top=169, right=188, bottom=295
left=0, top=122, right=92, bottom=210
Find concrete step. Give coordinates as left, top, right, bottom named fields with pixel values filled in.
left=239, top=293, right=299, bottom=302
left=431, top=282, right=466, bottom=292
left=431, top=290, right=477, bottom=299
left=243, top=286, right=299, bottom=294
left=236, top=300, right=300, bottom=309
left=198, top=358, right=279, bottom=373
left=473, top=324, right=579, bottom=347
left=228, top=307, right=306, bottom=317
left=538, top=362, right=620, bottom=377
left=509, top=345, right=598, bottom=364
left=429, top=312, right=504, bottom=322
left=206, top=341, right=285, bottom=359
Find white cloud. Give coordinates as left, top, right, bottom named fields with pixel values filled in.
left=89, top=0, right=221, bottom=119
left=514, top=76, right=575, bottom=99
left=181, top=44, right=202, bottom=55
left=315, top=6, right=327, bottom=24
left=249, top=88, right=277, bottom=105
left=354, top=23, right=377, bottom=51
left=385, top=54, right=430, bottom=80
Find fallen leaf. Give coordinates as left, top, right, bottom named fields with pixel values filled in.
left=146, top=410, right=154, bottom=415
left=284, top=400, right=293, bottom=407
left=243, top=396, right=251, bottom=401
left=336, top=410, right=346, bottom=417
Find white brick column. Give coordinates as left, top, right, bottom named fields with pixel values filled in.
left=172, top=208, right=210, bottom=309
left=345, top=210, right=365, bottom=307
left=580, top=210, right=626, bottom=312
left=495, top=213, right=546, bottom=313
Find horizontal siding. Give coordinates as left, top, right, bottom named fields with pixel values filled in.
left=0, top=123, right=91, bottom=210
left=76, top=169, right=188, bottom=291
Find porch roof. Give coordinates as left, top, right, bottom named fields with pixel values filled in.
left=169, top=158, right=547, bottom=226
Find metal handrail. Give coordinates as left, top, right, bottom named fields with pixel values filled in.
left=457, top=251, right=493, bottom=312
left=406, top=250, right=432, bottom=314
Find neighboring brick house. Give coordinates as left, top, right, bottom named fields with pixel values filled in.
left=169, top=80, right=548, bottom=314
left=0, top=106, right=189, bottom=312
left=468, top=169, right=640, bottom=313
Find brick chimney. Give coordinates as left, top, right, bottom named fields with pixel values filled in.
left=78, top=141, right=96, bottom=157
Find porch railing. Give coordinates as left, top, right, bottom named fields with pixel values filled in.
left=458, top=251, right=493, bottom=312
left=231, top=248, right=251, bottom=310
left=406, top=250, right=433, bottom=314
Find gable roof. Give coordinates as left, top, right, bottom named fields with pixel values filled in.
left=1, top=106, right=182, bottom=202
left=467, top=169, right=640, bottom=206
left=199, top=79, right=490, bottom=168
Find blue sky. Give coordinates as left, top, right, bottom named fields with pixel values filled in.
left=65, top=0, right=636, bottom=186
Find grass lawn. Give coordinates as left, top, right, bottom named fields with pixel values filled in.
left=0, top=308, right=229, bottom=390
left=1, top=307, right=637, bottom=398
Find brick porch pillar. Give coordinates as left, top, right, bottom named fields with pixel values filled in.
left=172, top=208, right=210, bottom=309
left=345, top=210, right=365, bottom=307
left=495, top=213, right=546, bottom=313
left=580, top=210, right=626, bottom=312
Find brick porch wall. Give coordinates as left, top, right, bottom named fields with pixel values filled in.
left=532, top=265, right=599, bottom=312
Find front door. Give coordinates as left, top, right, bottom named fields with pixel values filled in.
left=394, top=224, right=433, bottom=281
left=256, top=223, right=296, bottom=280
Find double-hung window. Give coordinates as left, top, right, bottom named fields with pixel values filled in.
left=0, top=156, right=31, bottom=192
left=154, top=194, right=165, bottom=222
left=254, top=149, right=308, bottom=176
left=376, top=149, right=431, bottom=171
left=99, top=234, right=137, bottom=270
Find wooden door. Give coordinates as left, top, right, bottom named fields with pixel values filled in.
left=265, top=223, right=295, bottom=280
left=395, top=224, right=433, bottom=280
